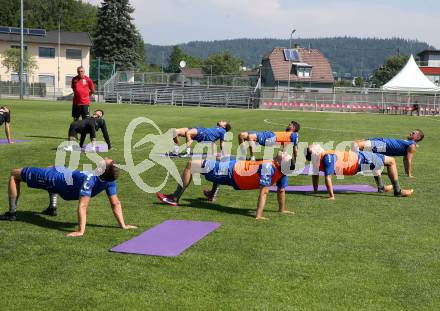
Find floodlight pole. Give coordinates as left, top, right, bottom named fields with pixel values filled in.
left=19, top=0, right=24, bottom=100
left=57, top=15, right=61, bottom=96
left=287, top=29, right=296, bottom=100
left=97, top=57, right=101, bottom=102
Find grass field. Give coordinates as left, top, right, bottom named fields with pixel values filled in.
left=0, top=100, right=439, bottom=310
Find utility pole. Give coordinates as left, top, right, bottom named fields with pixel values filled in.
left=97, top=57, right=101, bottom=102
left=58, top=15, right=61, bottom=95
left=287, top=29, right=296, bottom=100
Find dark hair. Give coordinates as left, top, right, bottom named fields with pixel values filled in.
left=291, top=121, right=300, bottom=132
left=305, top=147, right=312, bottom=161
left=101, top=160, right=120, bottom=181
left=225, top=123, right=232, bottom=132
left=415, top=129, right=424, bottom=142
left=94, top=109, right=104, bottom=116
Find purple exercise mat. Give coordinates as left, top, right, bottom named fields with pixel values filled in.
left=111, top=220, right=221, bottom=257
left=81, top=144, right=108, bottom=152
left=0, top=139, right=30, bottom=144
left=269, top=184, right=377, bottom=193
left=293, top=165, right=324, bottom=176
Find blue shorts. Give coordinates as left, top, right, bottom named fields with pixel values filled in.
left=201, top=160, right=235, bottom=187
left=21, top=167, right=57, bottom=191
left=358, top=152, right=385, bottom=172
left=255, top=131, right=276, bottom=146
left=193, top=128, right=206, bottom=142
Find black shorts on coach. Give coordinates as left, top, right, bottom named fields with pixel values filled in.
left=72, top=105, right=90, bottom=119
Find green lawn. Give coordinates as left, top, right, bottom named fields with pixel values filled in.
left=0, top=100, right=439, bottom=310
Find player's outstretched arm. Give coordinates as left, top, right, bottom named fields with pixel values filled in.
left=404, top=145, right=416, bottom=177
left=5, top=122, right=13, bottom=144
left=67, top=196, right=90, bottom=237
left=324, top=175, right=335, bottom=200
left=256, top=187, right=269, bottom=220
left=108, top=195, right=137, bottom=230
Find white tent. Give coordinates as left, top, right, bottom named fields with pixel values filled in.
left=382, top=55, right=440, bottom=92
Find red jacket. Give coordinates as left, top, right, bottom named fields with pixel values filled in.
left=71, top=75, right=94, bottom=106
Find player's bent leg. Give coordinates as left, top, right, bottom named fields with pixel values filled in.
left=0, top=168, right=23, bottom=221
left=173, top=128, right=188, bottom=145
left=238, top=132, right=250, bottom=159
left=42, top=193, right=58, bottom=216
left=383, top=156, right=413, bottom=197
left=351, top=140, right=365, bottom=152
left=156, top=159, right=203, bottom=206
left=183, top=128, right=198, bottom=155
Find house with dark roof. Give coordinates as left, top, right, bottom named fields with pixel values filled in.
left=0, top=27, right=93, bottom=94
left=417, top=50, right=440, bottom=85
left=261, top=47, right=334, bottom=91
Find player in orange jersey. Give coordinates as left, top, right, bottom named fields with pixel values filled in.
left=238, top=121, right=300, bottom=162
left=305, top=144, right=413, bottom=200
left=156, top=152, right=294, bottom=220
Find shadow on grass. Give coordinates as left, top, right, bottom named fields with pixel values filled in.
left=16, top=211, right=118, bottom=232
left=181, top=198, right=255, bottom=218
left=152, top=198, right=255, bottom=218
left=26, top=135, right=65, bottom=140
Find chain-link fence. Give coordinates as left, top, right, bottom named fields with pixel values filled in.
left=261, top=87, right=440, bottom=115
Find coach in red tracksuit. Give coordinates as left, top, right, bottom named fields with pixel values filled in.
left=71, top=66, right=95, bottom=120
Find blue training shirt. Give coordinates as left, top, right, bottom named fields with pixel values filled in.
left=368, top=138, right=415, bottom=156
left=195, top=127, right=226, bottom=142
left=50, top=167, right=117, bottom=200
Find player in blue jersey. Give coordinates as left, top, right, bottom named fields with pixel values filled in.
left=0, top=158, right=137, bottom=237
left=171, top=121, right=231, bottom=156
left=156, top=152, right=294, bottom=220
left=238, top=121, right=300, bottom=161
left=352, top=129, right=424, bottom=177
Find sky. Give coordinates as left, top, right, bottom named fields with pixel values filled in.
left=85, top=0, right=440, bottom=48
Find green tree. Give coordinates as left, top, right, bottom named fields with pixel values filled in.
left=353, top=76, right=364, bottom=87
left=0, top=0, right=97, bottom=33
left=92, top=0, right=139, bottom=70
left=202, top=52, right=242, bottom=75
left=1, top=48, right=38, bottom=76
left=371, top=55, right=409, bottom=88
left=166, top=46, right=202, bottom=73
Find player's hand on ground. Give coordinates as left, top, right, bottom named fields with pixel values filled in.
left=67, top=231, right=85, bottom=237
left=123, top=224, right=137, bottom=230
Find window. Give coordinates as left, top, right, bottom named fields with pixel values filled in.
left=65, top=75, right=75, bottom=88
left=66, top=49, right=82, bottom=59
left=39, top=75, right=55, bottom=86
left=39, top=47, right=55, bottom=58
left=11, top=45, right=28, bottom=50
left=294, top=65, right=312, bottom=78
left=11, top=73, right=28, bottom=82
left=304, top=68, right=312, bottom=77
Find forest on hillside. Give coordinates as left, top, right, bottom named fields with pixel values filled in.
left=145, top=37, right=433, bottom=78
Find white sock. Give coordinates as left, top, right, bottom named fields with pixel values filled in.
left=186, top=147, right=191, bottom=154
